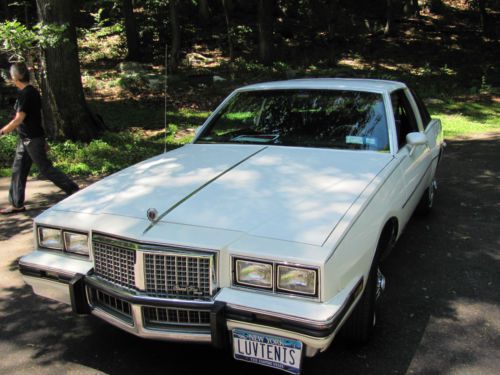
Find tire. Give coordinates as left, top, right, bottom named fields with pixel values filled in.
left=341, top=256, right=382, bottom=344
left=416, top=179, right=437, bottom=216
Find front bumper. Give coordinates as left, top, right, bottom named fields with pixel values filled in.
left=19, top=251, right=362, bottom=358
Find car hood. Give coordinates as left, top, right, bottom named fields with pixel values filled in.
left=53, top=144, right=392, bottom=246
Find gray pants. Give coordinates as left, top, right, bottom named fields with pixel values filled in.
left=9, top=137, right=78, bottom=208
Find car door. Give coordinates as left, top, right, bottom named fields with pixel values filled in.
left=410, top=88, right=443, bottom=176
left=391, top=89, right=432, bottom=225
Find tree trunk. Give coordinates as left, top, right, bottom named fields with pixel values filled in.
left=0, top=0, right=10, bottom=20
left=428, top=0, right=443, bottom=14
left=412, top=0, right=420, bottom=16
left=403, top=0, right=418, bottom=16
left=326, top=1, right=339, bottom=40
left=478, top=0, right=492, bottom=36
left=36, top=0, right=101, bottom=142
left=169, top=0, right=181, bottom=73
left=198, top=0, right=209, bottom=22
left=122, top=0, right=141, bottom=61
left=384, top=0, right=393, bottom=35
left=258, top=0, right=274, bottom=65
left=222, top=0, right=234, bottom=61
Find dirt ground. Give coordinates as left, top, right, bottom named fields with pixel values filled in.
left=0, top=133, right=498, bottom=375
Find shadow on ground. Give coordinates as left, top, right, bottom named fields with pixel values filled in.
left=0, top=190, right=65, bottom=241
left=0, top=134, right=498, bottom=374
left=0, top=178, right=95, bottom=241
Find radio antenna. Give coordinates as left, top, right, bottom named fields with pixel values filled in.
left=163, top=43, right=168, bottom=154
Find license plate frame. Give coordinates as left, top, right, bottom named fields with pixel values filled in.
left=232, top=328, right=303, bottom=374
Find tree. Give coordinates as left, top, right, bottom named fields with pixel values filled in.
left=428, top=0, right=443, bottom=13
left=477, top=0, right=493, bottom=36
left=1, top=0, right=11, bottom=21
left=122, top=0, right=141, bottom=61
left=258, top=0, right=274, bottom=65
left=403, top=0, right=420, bottom=16
left=384, top=0, right=394, bottom=35
left=169, top=0, right=181, bottom=72
left=198, top=0, right=209, bottom=22
left=36, top=0, right=101, bottom=141
left=221, top=0, right=234, bottom=61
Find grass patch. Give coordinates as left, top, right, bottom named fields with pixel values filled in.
left=428, top=98, right=500, bottom=138
left=0, top=108, right=204, bottom=177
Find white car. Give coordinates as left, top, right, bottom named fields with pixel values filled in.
left=20, top=79, right=444, bottom=374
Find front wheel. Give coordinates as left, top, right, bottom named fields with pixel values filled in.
left=341, top=259, right=385, bottom=344
left=416, top=179, right=437, bottom=215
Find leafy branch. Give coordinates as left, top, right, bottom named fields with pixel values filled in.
left=0, top=20, right=68, bottom=62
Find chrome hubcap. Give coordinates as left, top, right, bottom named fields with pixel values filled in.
left=429, top=180, right=437, bottom=207
left=376, top=268, right=386, bottom=300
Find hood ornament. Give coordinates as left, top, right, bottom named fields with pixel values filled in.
left=147, top=208, right=158, bottom=222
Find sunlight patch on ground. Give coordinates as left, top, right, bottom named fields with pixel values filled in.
left=337, top=58, right=369, bottom=70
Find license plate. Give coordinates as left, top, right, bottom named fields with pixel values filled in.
left=232, top=329, right=303, bottom=374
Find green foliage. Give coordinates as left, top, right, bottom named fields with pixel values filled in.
left=230, top=25, right=253, bottom=50
left=117, top=72, right=148, bottom=93
left=0, top=134, right=17, bottom=167
left=95, top=23, right=124, bottom=38
left=47, top=132, right=165, bottom=176
left=0, top=20, right=37, bottom=60
left=0, top=20, right=67, bottom=61
left=78, top=23, right=126, bottom=64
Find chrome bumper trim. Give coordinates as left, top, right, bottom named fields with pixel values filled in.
left=90, top=305, right=212, bottom=343
left=22, top=275, right=72, bottom=305
left=19, top=251, right=365, bottom=351
left=223, top=276, right=364, bottom=331
left=19, top=251, right=93, bottom=279
left=86, top=275, right=216, bottom=308
left=86, top=282, right=213, bottom=343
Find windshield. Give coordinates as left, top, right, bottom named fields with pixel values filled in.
left=196, top=89, right=389, bottom=151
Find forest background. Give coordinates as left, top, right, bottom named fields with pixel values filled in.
left=0, top=0, right=498, bottom=177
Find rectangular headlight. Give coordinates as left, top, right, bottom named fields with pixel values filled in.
left=235, top=259, right=273, bottom=289
left=277, top=265, right=317, bottom=296
left=64, top=232, right=89, bottom=255
left=38, top=227, right=63, bottom=250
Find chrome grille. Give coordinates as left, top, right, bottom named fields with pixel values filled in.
left=143, top=306, right=210, bottom=328
left=92, top=234, right=216, bottom=300
left=93, top=239, right=136, bottom=289
left=144, top=253, right=212, bottom=299
left=88, top=287, right=132, bottom=324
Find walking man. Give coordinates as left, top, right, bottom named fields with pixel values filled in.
left=0, top=62, right=79, bottom=214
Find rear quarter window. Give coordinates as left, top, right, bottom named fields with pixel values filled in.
left=410, top=89, right=431, bottom=128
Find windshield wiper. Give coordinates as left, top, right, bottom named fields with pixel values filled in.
left=229, top=134, right=279, bottom=143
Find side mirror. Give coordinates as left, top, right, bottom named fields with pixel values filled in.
left=406, top=132, right=427, bottom=156
left=406, top=132, right=427, bottom=146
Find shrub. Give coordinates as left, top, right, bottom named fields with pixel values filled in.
left=0, top=134, right=17, bottom=167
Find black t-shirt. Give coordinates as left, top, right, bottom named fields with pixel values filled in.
left=14, top=85, right=44, bottom=139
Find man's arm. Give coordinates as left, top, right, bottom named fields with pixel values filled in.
left=0, top=111, right=26, bottom=136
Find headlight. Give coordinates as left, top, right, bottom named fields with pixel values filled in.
left=64, top=232, right=89, bottom=255
left=235, top=259, right=273, bottom=289
left=38, top=227, right=63, bottom=250
left=277, top=265, right=317, bottom=296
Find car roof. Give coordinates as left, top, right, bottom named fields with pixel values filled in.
left=237, top=78, right=407, bottom=94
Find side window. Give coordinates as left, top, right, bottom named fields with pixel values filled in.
left=410, top=89, right=431, bottom=128
left=390, top=89, right=419, bottom=149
